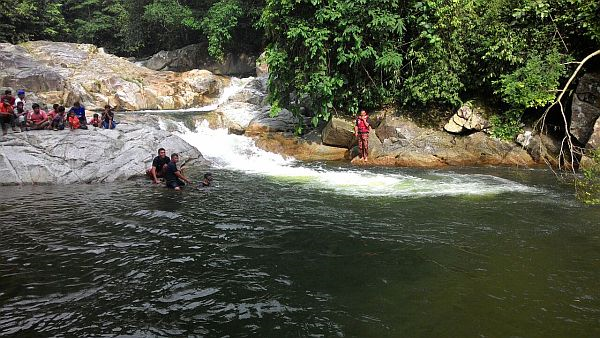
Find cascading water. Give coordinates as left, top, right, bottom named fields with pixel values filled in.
left=150, top=76, right=541, bottom=197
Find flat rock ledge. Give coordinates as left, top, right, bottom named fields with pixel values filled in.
left=0, top=124, right=206, bottom=185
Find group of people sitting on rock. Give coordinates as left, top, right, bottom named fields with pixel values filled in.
left=0, top=89, right=117, bottom=136
left=146, top=148, right=213, bottom=191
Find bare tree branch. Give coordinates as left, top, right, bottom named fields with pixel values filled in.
left=535, top=49, right=600, bottom=172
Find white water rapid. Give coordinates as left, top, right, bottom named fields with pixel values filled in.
left=157, top=77, right=540, bottom=198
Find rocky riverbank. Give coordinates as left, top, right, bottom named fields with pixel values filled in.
left=0, top=121, right=206, bottom=185
left=2, top=40, right=600, bottom=185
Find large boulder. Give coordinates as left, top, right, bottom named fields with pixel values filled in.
left=588, top=119, right=600, bottom=149
left=139, top=43, right=257, bottom=76
left=254, top=133, right=347, bottom=161
left=570, top=72, right=600, bottom=146
left=0, top=41, right=228, bottom=111
left=516, top=130, right=562, bottom=166
left=246, top=107, right=304, bottom=134
left=444, top=103, right=490, bottom=134
left=224, top=77, right=267, bottom=106
left=192, top=77, right=268, bottom=134
left=321, top=117, right=355, bottom=148
left=353, top=116, right=536, bottom=167
left=0, top=123, right=206, bottom=185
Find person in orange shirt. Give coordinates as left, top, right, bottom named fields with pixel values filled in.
left=1, top=90, right=15, bottom=107
left=0, top=97, right=16, bottom=136
left=68, top=111, right=81, bottom=130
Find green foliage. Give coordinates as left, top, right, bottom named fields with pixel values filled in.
left=65, top=0, right=128, bottom=51
left=575, top=149, right=600, bottom=205
left=495, top=50, right=566, bottom=108
left=143, top=0, right=201, bottom=30
left=261, top=0, right=599, bottom=127
left=0, top=0, right=263, bottom=58
left=261, top=0, right=405, bottom=126
left=202, top=0, right=243, bottom=61
left=0, top=0, right=68, bottom=42
left=489, top=109, right=523, bottom=141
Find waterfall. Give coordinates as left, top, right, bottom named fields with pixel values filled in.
left=156, top=76, right=541, bottom=197
left=160, top=120, right=539, bottom=198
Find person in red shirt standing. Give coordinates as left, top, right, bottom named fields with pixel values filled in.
left=354, top=109, right=372, bottom=162
left=0, top=97, right=15, bottom=136
left=26, top=103, right=49, bottom=130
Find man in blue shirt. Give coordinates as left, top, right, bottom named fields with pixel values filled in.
left=68, top=101, right=88, bottom=129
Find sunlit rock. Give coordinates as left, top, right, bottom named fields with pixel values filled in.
left=256, top=51, right=269, bottom=78
left=444, top=103, right=491, bottom=134
left=0, top=123, right=206, bottom=185
left=321, top=117, right=355, bottom=148
left=0, top=41, right=227, bottom=111
left=246, top=107, right=303, bottom=134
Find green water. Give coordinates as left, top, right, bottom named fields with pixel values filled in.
left=0, top=166, right=599, bottom=337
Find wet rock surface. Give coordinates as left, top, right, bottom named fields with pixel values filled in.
left=0, top=122, right=206, bottom=185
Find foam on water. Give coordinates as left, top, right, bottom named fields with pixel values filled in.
left=164, top=120, right=540, bottom=198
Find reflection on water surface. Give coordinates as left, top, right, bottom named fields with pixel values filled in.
left=1, top=166, right=599, bottom=337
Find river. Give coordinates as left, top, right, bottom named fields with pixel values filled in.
left=1, top=97, right=600, bottom=337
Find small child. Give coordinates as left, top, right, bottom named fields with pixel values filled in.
left=14, top=101, right=27, bottom=132
left=102, top=105, right=116, bottom=129
left=51, top=106, right=66, bottom=130
left=198, top=172, right=213, bottom=187
left=68, top=111, right=81, bottom=130
left=89, top=113, right=101, bottom=128
left=47, top=103, right=59, bottom=123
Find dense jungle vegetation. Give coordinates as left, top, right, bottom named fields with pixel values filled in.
left=1, top=0, right=599, bottom=130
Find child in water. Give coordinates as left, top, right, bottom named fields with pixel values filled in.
left=198, top=173, right=213, bottom=187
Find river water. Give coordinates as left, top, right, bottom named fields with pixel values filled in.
left=1, top=89, right=600, bottom=336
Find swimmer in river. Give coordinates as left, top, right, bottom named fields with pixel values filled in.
left=165, top=153, right=191, bottom=190
left=198, top=172, right=213, bottom=187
